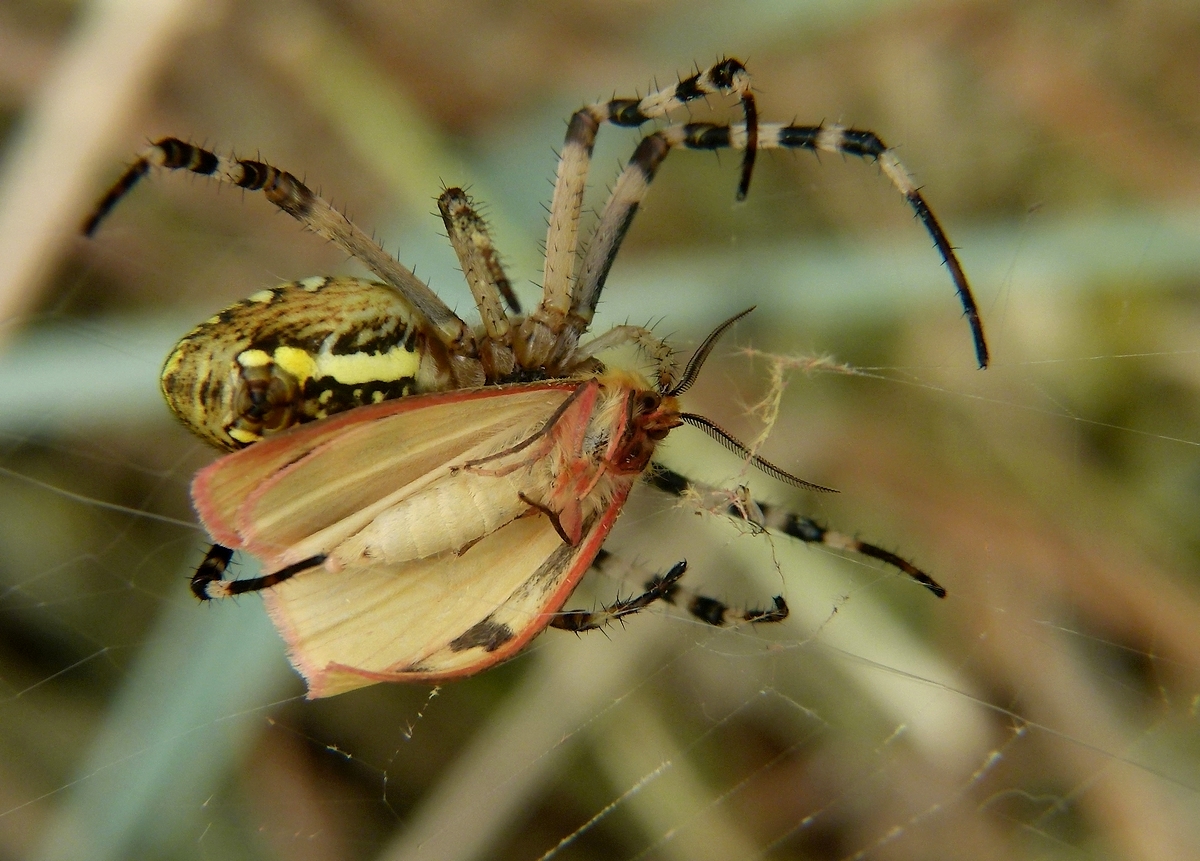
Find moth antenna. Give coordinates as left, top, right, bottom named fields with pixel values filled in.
left=665, top=307, right=754, bottom=396
left=677, top=412, right=837, bottom=493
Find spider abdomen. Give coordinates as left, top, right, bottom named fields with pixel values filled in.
left=161, top=276, right=455, bottom=449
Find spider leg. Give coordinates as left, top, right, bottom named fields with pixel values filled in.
left=550, top=558, right=687, bottom=631
left=550, top=553, right=788, bottom=632
left=525, top=58, right=757, bottom=370
left=666, top=587, right=789, bottom=626
left=438, top=187, right=520, bottom=380
left=84, top=139, right=483, bottom=382
left=190, top=543, right=326, bottom=600
left=646, top=465, right=947, bottom=598
left=437, top=187, right=520, bottom=317
left=571, top=121, right=989, bottom=369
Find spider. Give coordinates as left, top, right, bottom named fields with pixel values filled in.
left=85, top=58, right=979, bottom=693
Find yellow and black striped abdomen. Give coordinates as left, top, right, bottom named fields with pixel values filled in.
left=161, top=277, right=456, bottom=450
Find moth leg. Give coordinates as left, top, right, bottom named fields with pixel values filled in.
left=458, top=381, right=596, bottom=475
left=551, top=555, right=789, bottom=632
left=646, top=464, right=947, bottom=598
left=190, top=544, right=326, bottom=600
left=519, top=493, right=573, bottom=545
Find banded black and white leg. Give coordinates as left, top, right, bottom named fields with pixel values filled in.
left=569, top=120, right=990, bottom=369
left=191, top=543, right=326, bottom=600
left=646, top=465, right=947, bottom=598
left=550, top=550, right=788, bottom=633
left=84, top=139, right=486, bottom=385
left=524, top=57, right=759, bottom=368
left=193, top=541, right=789, bottom=629
left=437, top=187, right=523, bottom=380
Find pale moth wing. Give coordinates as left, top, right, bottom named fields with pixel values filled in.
left=193, top=384, right=574, bottom=565
left=191, top=382, right=612, bottom=697
left=264, top=501, right=621, bottom=697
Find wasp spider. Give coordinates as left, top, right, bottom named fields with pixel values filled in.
left=85, top=59, right=979, bottom=690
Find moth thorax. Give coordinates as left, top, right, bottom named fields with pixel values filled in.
left=587, top=371, right=678, bottom=476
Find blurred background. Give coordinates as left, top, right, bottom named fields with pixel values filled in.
left=1, top=0, right=1199, bottom=859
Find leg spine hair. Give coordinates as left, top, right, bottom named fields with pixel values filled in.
left=437, top=187, right=521, bottom=321
left=550, top=559, right=691, bottom=632
left=646, top=465, right=946, bottom=598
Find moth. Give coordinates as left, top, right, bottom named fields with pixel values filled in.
left=187, top=313, right=817, bottom=696
left=87, top=59, right=983, bottom=697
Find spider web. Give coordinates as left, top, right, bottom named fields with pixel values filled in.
left=2, top=3, right=1199, bottom=860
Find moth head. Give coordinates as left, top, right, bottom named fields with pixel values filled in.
left=633, top=390, right=681, bottom=441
